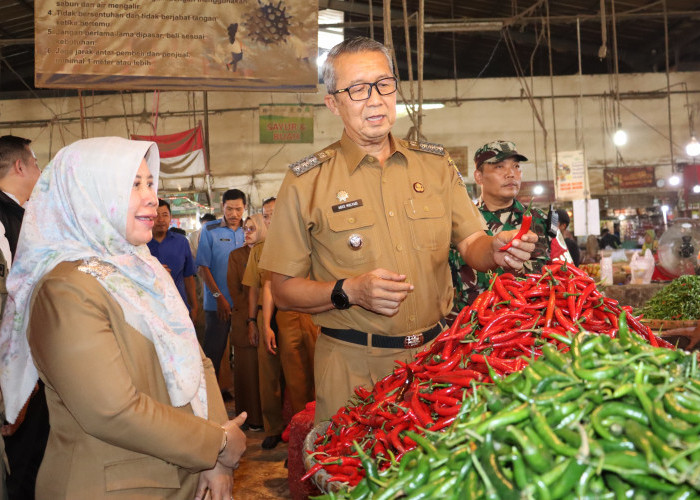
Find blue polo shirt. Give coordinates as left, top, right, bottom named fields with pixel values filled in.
left=147, top=230, right=197, bottom=308
left=195, top=219, right=245, bottom=311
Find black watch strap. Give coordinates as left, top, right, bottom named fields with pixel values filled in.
left=331, top=279, right=351, bottom=310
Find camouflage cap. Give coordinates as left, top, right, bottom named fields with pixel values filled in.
left=474, top=140, right=528, bottom=168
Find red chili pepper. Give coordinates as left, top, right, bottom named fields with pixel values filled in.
left=493, top=277, right=513, bottom=302
left=430, top=415, right=457, bottom=431
left=567, top=282, right=578, bottom=321
left=470, top=354, right=516, bottom=373
left=301, top=463, right=324, bottom=481
left=554, top=308, right=577, bottom=333
left=499, top=200, right=533, bottom=251
left=544, top=288, right=556, bottom=327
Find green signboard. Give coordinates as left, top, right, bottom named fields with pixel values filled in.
left=259, top=104, right=314, bottom=144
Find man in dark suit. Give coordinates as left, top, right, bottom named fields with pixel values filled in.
left=0, top=135, right=46, bottom=500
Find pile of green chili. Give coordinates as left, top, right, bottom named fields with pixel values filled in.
left=639, top=275, right=700, bottom=320
left=317, top=315, right=700, bottom=499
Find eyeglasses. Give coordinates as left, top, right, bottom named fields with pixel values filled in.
left=331, top=76, right=398, bottom=101
left=243, top=226, right=256, bottom=233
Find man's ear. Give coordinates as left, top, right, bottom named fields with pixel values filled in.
left=473, top=167, right=483, bottom=186
left=12, top=159, right=24, bottom=176
left=324, top=94, right=340, bottom=116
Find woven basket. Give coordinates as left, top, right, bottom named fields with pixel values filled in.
left=640, top=318, right=700, bottom=331
left=303, top=421, right=347, bottom=494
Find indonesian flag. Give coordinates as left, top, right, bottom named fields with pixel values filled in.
left=132, top=125, right=207, bottom=179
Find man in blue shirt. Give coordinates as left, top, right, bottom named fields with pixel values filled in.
left=147, top=199, right=198, bottom=322
left=196, top=188, right=247, bottom=376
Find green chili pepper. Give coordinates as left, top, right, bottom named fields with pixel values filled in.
left=623, top=473, right=677, bottom=493
left=477, top=433, right=518, bottom=500
left=530, top=404, right=579, bottom=457
left=550, top=458, right=588, bottom=499
left=474, top=402, right=529, bottom=435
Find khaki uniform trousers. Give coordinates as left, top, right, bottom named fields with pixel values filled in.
left=314, top=334, right=436, bottom=424
left=256, top=310, right=284, bottom=436
left=276, top=311, right=318, bottom=415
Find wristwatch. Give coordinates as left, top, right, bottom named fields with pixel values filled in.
left=212, top=291, right=222, bottom=298
left=330, top=279, right=351, bottom=310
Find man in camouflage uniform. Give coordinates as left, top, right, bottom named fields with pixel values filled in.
left=448, top=140, right=570, bottom=319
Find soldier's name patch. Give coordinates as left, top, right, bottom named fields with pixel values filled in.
left=332, top=199, right=364, bottom=213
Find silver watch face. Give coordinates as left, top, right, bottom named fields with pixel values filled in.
left=212, top=292, right=221, bottom=298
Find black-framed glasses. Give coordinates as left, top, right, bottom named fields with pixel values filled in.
left=331, top=77, right=398, bottom=101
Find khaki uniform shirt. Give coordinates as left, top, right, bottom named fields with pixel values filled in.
left=242, top=241, right=266, bottom=306
left=259, top=132, right=486, bottom=337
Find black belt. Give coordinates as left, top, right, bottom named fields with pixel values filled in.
left=321, top=319, right=447, bottom=349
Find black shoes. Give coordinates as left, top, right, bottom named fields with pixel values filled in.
left=261, top=434, right=282, bottom=449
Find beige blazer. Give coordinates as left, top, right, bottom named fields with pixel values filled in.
left=27, top=261, right=228, bottom=499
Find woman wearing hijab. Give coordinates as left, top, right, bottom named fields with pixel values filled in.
left=0, top=137, right=246, bottom=500
left=226, top=214, right=265, bottom=431
left=642, top=229, right=658, bottom=254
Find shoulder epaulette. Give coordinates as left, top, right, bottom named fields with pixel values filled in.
left=289, top=149, right=336, bottom=176
left=205, top=220, right=222, bottom=231
left=402, top=140, right=446, bottom=156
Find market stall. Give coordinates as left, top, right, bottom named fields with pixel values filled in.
left=300, top=263, right=700, bottom=499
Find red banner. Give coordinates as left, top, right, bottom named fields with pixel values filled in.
left=132, top=125, right=207, bottom=179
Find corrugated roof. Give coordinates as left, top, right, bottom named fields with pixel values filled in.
left=0, top=0, right=699, bottom=97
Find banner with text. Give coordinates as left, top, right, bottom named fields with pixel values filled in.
left=35, top=0, right=318, bottom=92
left=603, top=166, right=655, bottom=190
left=259, top=104, right=313, bottom=143
left=554, top=150, right=587, bottom=201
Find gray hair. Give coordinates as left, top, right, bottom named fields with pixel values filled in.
left=321, top=36, right=394, bottom=94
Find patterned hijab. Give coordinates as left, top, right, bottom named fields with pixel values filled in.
left=247, top=213, right=267, bottom=243
left=0, top=137, right=207, bottom=422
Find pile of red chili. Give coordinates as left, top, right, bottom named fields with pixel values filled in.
left=304, top=262, right=671, bottom=487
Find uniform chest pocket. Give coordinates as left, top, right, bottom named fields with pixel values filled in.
left=323, top=207, right=381, bottom=266
left=403, top=197, right=450, bottom=251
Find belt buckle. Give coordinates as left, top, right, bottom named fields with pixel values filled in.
left=403, top=333, right=424, bottom=349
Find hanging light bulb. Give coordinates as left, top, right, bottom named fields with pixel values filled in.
left=533, top=184, right=545, bottom=195
left=668, top=174, right=681, bottom=187
left=692, top=185, right=700, bottom=194
left=613, top=127, right=628, bottom=146
left=686, top=136, right=700, bottom=157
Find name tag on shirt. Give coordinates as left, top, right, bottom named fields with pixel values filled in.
left=332, top=199, right=363, bottom=213
left=219, top=238, right=231, bottom=242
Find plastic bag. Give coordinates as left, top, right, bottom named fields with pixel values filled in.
left=611, top=249, right=628, bottom=263
left=630, top=249, right=654, bottom=284
left=600, top=256, right=614, bottom=285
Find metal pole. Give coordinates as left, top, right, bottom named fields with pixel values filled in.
left=203, top=91, right=213, bottom=207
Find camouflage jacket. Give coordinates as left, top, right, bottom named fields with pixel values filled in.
left=448, top=198, right=553, bottom=314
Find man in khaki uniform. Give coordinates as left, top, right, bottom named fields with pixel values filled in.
left=259, top=37, right=537, bottom=423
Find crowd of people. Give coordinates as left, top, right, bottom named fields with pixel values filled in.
left=0, top=35, right=608, bottom=499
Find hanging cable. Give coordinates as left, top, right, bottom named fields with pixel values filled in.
left=503, top=29, right=546, bottom=133
left=417, top=0, right=424, bottom=138
left=401, top=0, right=416, bottom=119
left=577, top=17, right=590, bottom=198
left=369, top=0, right=374, bottom=40
left=151, top=90, right=161, bottom=135
left=545, top=0, right=559, bottom=174
left=662, top=0, right=675, bottom=171
left=450, top=0, right=458, bottom=102
left=78, top=90, right=86, bottom=139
